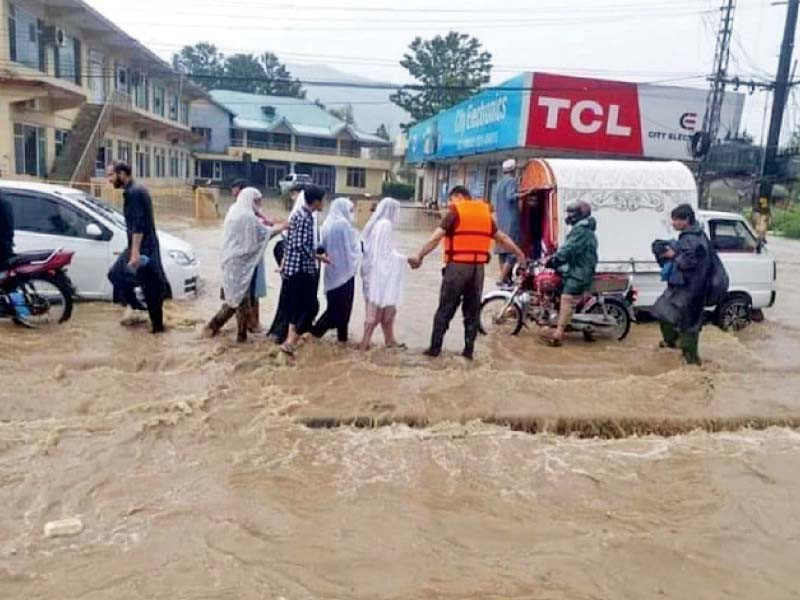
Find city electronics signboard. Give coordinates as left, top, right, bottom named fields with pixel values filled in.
left=406, top=73, right=529, bottom=163
left=526, top=72, right=745, bottom=160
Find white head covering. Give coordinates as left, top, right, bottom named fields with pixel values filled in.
left=502, top=158, right=516, bottom=173
left=321, top=197, right=360, bottom=292
left=220, top=187, right=270, bottom=307
left=360, top=197, right=406, bottom=308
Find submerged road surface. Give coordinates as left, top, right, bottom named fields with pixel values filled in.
left=2, top=209, right=800, bottom=599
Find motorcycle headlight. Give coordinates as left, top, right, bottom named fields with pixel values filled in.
left=168, top=249, right=194, bottom=266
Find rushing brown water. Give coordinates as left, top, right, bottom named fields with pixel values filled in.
left=2, top=206, right=800, bottom=598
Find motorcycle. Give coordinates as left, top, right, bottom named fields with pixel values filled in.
left=480, top=260, right=636, bottom=341
left=0, top=249, right=76, bottom=328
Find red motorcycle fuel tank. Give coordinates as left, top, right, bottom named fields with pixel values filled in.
left=534, top=270, right=562, bottom=295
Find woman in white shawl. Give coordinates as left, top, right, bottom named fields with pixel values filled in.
left=312, top=197, right=360, bottom=342
left=204, top=187, right=283, bottom=342
left=359, top=197, right=407, bottom=350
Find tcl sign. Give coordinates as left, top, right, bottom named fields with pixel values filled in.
left=528, top=73, right=644, bottom=155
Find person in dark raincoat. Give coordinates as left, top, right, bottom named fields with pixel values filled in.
left=542, top=201, right=598, bottom=346
left=108, top=162, right=169, bottom=334
left=651, top=204, right=712, bottom=365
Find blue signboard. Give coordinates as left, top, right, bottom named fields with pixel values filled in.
left=406, top=74, right=527, bottom=164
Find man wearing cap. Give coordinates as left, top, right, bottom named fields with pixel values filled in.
left=493, top=159, right=522, bottom=287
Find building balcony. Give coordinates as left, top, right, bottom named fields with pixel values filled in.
left=231, top=139, right=291, bottom=152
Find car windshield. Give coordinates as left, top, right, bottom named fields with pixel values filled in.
left=61, top=191, right=127, bottom=228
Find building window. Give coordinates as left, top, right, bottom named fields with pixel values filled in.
left=192, top=127, right=212, bottom=142
left=346, top=167, right=366, bottom=189
left=296, top=135, right=338, bottom=154
left=95, top=139, right=113, bottom=177
left=136, top=144, right=151, bottom=178
left=154, top=147, right=166, bottom=178
left=55, top=129, right=70, bottom=157
left=14, top=123, right=47, bottom=177
left=340, top=140, right=360, bottom=158
left=8, top=4, right=41, bottom=70
left=153, top=86, right=165, bottom=117
left=185, top=156, right=191, bottom=180
left=116, top=65, right=130, bottom=93
left=133, top=72, right=149, bottom=110
left=180, top=101, right=189, bottom=125
left=169, top=150, right=179, bottom=177
left=56, top=34, right=81, bottom=85
left=118, top=140, right=132, bottom=166
left=196, top=160, right=222, bottom=181
left=168, top=92, right=179, bottom=121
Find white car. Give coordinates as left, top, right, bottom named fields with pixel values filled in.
left=278, top=173, right=313, bottom=195
left=0, top=180, right=199, bottom=300
left=632, top=210, right=776, bottom=329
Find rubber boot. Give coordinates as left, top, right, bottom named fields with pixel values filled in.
left=236, top=304, right=249, bottom=343
left=247, top=298, right=262, bottom=334
left=205, top=304, right=236, bottom=337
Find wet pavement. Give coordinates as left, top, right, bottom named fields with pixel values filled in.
left=1, top=207, right=800, bottom=599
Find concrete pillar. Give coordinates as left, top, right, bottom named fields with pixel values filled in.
left=242, top=129, right=248, bottom=148
left=0, top=100, right=14, bottom=178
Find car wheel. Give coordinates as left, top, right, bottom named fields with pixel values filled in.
left=716, top=296, right=752, bottom=331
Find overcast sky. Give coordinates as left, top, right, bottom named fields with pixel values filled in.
left=86, top=0, right=798, bottom=141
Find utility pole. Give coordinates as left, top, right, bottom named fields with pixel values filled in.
left=756, top=0, right=800, bottom=233
left=696, top=0, right=736, bottom=207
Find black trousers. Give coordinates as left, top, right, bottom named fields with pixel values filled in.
left=285, top=272, right=319, bottom=335
left=429, top=263, right=485, bottom=354
left=312, top=277, right=355, bottom=342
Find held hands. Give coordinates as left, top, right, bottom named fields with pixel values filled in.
left=661, top=248, right=676, bottom=259
left=316, top=252, right=332, bottom=265
left=408, top=255, right=423, bottom=270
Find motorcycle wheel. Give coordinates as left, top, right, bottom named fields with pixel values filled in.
left=588, top=299, right=631, bottom=341
left=13, top=274, right=73, bottom=328
left=480, top=296, right=523, bottom=336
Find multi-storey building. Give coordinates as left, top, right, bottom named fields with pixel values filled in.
left=0, top=0, right=205, bottom=186
left=191, top=90, right=393, bottom=197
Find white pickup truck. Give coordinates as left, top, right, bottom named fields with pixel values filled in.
left=518, top=158, right=776, bottom=330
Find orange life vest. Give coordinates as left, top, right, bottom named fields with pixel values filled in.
left=443, top=200, right=493, bottom=264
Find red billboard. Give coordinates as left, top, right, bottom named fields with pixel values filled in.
left=527, top=73, right=644, bottom=155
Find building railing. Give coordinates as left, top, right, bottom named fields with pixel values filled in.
left=295, top=143, right=340, bottom=156
left=230, top=139, right=291, bottom=151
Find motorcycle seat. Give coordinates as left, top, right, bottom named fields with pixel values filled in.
left=8, top=250, right=54, bottom=267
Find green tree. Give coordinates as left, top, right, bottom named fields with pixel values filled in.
left=329, top=103, right=356, bottom=125
left=172, top=44, right=305, bottom=97
left=171, top=42, right=225, bottom=90
left=222, top=54, right=268, bottom=93
left=260, top=52, right=305, bottom=98
left=390, top=31, right=492, bottom=129
left=375, top=123, right=391, bottom=140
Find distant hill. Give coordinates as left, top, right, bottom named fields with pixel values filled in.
left=287, top=63, right=409, bottom=140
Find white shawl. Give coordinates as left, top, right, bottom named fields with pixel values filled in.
left=221, top=187, right=270, bottom=307
left=321, top=197, right=360, bottom=292
left=360, top=197, right=406, bottom=308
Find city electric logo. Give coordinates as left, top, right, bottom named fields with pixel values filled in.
left=680, top=112, right=699, bottom=131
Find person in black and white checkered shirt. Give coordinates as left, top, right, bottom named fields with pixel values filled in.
left=281, top=185, right=329, bottom=356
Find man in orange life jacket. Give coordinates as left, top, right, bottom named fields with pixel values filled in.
left=409, top=185, right=526, bottom=360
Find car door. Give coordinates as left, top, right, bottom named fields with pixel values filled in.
left=3, top=190, right=112, bottom=298
left=705, top=217, right=772, bottom=305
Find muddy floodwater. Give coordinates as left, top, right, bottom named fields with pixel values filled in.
left=2, top=206, right=800, bottom=599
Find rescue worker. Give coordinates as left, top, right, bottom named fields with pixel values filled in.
left=541, top=201, right=598, bottom=347
left=409, top=186, right=525, bottom=360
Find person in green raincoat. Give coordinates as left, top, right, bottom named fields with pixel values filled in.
left=542, top=201, right=598, bottom=346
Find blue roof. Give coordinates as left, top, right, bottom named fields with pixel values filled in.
left=209, top=90, right=389, bottom=145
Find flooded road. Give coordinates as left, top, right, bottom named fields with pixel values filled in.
left=2, top=207, right=800, bottom=598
